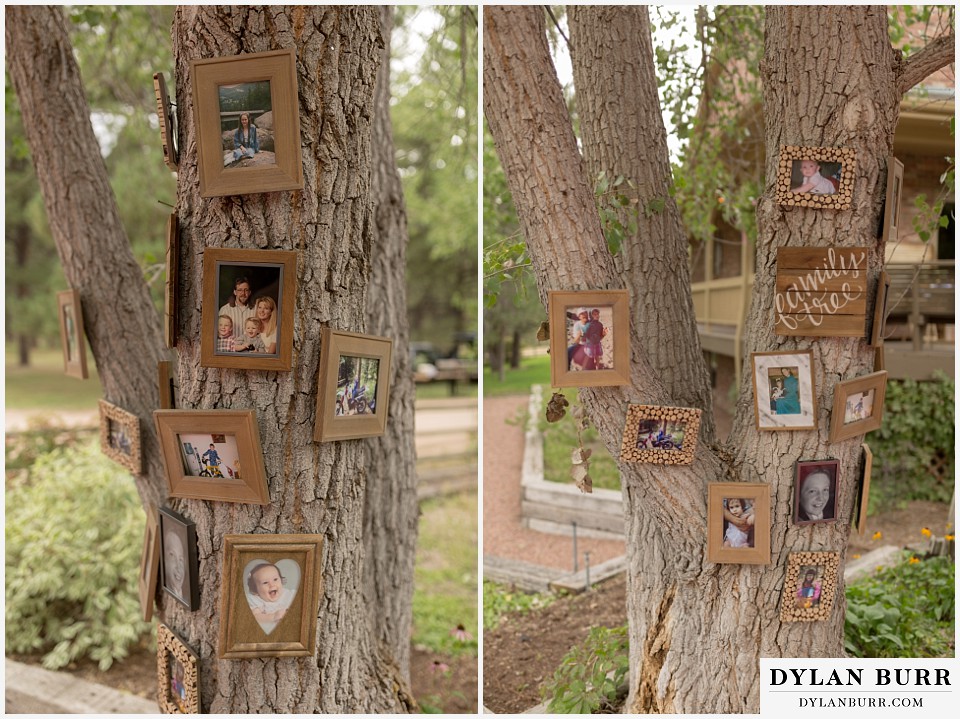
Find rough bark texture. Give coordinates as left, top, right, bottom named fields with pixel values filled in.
left=363, top=5, right=419, bottom=685
left=6, top=6, right=169, bottom=512
left=485, top=4, right=953, bottom=713
left=568, top=5, right=716, bottom=442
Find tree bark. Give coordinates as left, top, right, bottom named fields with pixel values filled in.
left=363, top=5, right=419, bottom=687
left=510, top=329, right=521, bottom=369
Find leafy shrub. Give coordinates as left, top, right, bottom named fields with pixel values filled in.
left=5, top=440, right=150, bottom=669
left=845, top=554, right=954, bottom=658
left=543, top=625, right=630, bottom=714
left=869, top=374, right=954, bottom=510
left=483, top=580, right=556, bottom=631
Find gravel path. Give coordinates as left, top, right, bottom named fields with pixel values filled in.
left=483, top=395, right=625, bottom=572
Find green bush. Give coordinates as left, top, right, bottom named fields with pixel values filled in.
left=483, top=580, right=556, bottom=631
left=543, top=625, right=630, bottom=714
left=869, top=374, right=954, bottom=510
left=5, top=441, right=150, bottom=669
left=845, top=554, right=954, bottom=658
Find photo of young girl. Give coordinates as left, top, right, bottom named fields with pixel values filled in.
left=564, top=305, right=613, bottom=372
left=218, top=81, right=276, bottom=169
left=168, top=654, right=187, bottom=713
left=243, top=558, right=301, bottom=635
left=795, top=566, right=823, bottom=608
left=722, top=497, right=755, bottom=548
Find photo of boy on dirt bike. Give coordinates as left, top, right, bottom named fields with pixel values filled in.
left=335, top=355, right=380, bottom=416
left=634, top=418, right=686, bottom=451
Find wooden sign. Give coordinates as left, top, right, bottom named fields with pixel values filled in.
left=774, top=247, right=868, bottom=337
left=153, top=72, right=178, bottom=171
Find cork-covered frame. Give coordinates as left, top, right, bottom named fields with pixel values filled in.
left=547, top=290, right=631, bottom=388
left=620, top=404, right=702, bottom=465
left=706, top=483, right=771, bottom=565
left=99, top=399, right=142, bottom=474
left=829, top=371, right=888, bottom=443
left=157, top=623, right=199, bottom=714
left=776, top=145, right=856, bottom=210
left=57, top=289, right=88, bottom=379
left=779, top=551, right=841, bottom=622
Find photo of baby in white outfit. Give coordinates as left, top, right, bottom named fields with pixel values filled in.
left=244, top=558, right=301, bottom=635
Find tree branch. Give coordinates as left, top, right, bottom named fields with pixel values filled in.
left=899, top=31, right=955, bottom=96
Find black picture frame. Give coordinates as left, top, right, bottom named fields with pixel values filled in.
left=159, top=507, right=200, bottom=611
left=792, top=458, right=840, bottom=526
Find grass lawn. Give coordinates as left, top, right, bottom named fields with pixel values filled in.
left=413, top=490, right=479, bottom=656
left=6, top=348, right=102, bottom=412
left=416, top=380, right=478, bottom=401
left=483, top=354, right=551, bottom=396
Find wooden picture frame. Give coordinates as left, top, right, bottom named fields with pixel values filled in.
left=779, top=551, right=841, bottom=622
left=707, top=483, right=771, bottom=565
left=829, top=370, right=888, bottom=443
left=792, top=458, right=839, bottom=525
left=191, top=48, right=303, bottom=197
left=57, top=289, right=88, bottom=379
left=881, top=156, right=904, bottom=243
left=868, top=271, right=891, bottom=347
left=547, top=290, right=630, bottom=388
left=200, top=248, right=297, bottom=371
left=139, top=506, right=161, bottom=623
left=874, top=344, right=885, bottom=372
left=774, top=247, right=869, bottom=337
left=153, top=72, right=179, bottom=172
left=750, top=351, right=817, bottom=431
left=154, top=409, right=270, bottom=505
left=159, top=507, right=200, bottom=611
left=314, top=328, right=393, bottom=442
left=619, top=404, right=702, bottom=465
left=165, top=213, right=178, bottom=348
left=775, top=145, right=855, bottom=210
left=157, top=623, right=199, bottom=714
left=99, top=399, right=142, bottom=474
left=856, top=443, right=873, bottom=537
left=158, top=360, right=175, bottom=410
left=218, top=534, right=324, bottom=659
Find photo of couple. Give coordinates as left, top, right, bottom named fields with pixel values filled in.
left=214, top=268, right=281, bottom=357
left=564, top=305, right=613, bottom=372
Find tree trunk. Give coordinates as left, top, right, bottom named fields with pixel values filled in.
left=510, top=329, right=521, bottom=369
left=363, top=5, right=419, bottom=687
left=12, top=220, right=32, bottom=367
left=484, top=5, right=951, bottom=713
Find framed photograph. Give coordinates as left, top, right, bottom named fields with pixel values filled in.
left=139, top=506, right=161, bottom=623
left=829, top=370, right=888, bottom=443
left=157, top=623, right=199, bottom=714
left=159, top=507, right=200, bottom=611
left=218, top=534, right=324, bottom=659
left=750, top=351, right=817, bottom=431
left=856, top=443, right=873, bottom=537
left=868, top=271, right=891, bottom=347
left=619, top=404, right=702, bottom=465
left=57, top=289, right=88, bottom=379
left=775, top=145, right=855, bottom=210
left=881, top=156, right=904, bottom=243
left=191, top=48, right=303, bottom=197
left=706, top=483, right=771, bottom=565
left=547, top=290, right=630, bottom=388
left=314, top=328, right=393, bottom=442
left=165, top=213, right=178, bottom=348
left=153, top=72, right=178, bottom=172
left=779, top=551, right=841, bottom=622
left=792, top=458, right=839, bottom=525
left=99, top=400, right=142, bottom=474
left=154, top=409, right=270, bottom=505
left=874, top=345, right=885, bottom=372
left=158, top=360, right=175, bottom=410
left=200, top=248, right=297, bottom=371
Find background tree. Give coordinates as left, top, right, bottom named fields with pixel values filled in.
left=484, top=5, right=954, bottom=713
left=8, top=5, right=420, bottom=712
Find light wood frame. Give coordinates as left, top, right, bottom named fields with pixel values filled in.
left=619, top=404, right=702, bottom=465
left=158, top=360, right=175, bottom=410
left=707, top=483, right=771, bottom=564
left=857, top=443, right=873, bottom=537
left=792, top=458, right=839, bottom=526
left=99, top=399, right=142, bottom=473
left=157, top=623, right=199, bottom=714
left=200, top=248, right=298, bottom=370
left=218, top=534, right=324, bottom=659
left=750, top=350, right=817, bottom=431
left=779, top=551, right=840, bottom=622
left=868, top=271, right=891, bottom=347
left=153, top=72, right=178, bottom=172
left=154, top=409, right=270, bottom=505
left=776, top=145, right=855, bottom=210
left=159, top=507, right=200, bottom=611
left=314, top=328, right=393, bottom=442
left=164, top=214, right=178, bottom=348
left=139, top=506, right=161, bottom=623
left=881, top=156, right=904, bottom=242
left=57, top=289, right=88, bottom=379
left=829, top=370, right=888, bottom=443
left=547, top=290, right=630, bottom=388
left=191, top=48, right=303, bottom=197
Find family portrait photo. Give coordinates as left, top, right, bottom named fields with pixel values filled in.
left=336, top=355, right=380, bottom=416
left=564, top=304, right=614, bottom=372
left=177, top=433, right=241, bottom=479
left=751, top=351, right=817, bottom=430
left=793, top=459, right=839, bottom=525
left=243, top=558, right=302, bottom=636
left=218, top=80, right=275, bottom=169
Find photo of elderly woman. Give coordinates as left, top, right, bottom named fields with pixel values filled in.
left=218, top=81, right=276, bottom=168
